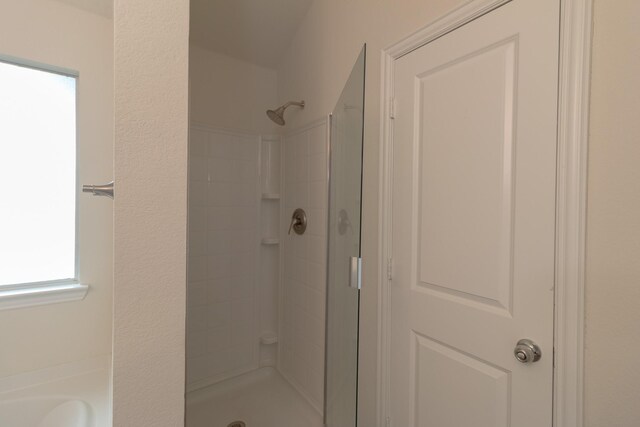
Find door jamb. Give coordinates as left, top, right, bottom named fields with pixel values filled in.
left=377, top=0, right=592, bottom=426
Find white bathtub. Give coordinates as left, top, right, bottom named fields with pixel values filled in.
left=0, top=357, right=110, bottom=427
left=0, top=397, right=92, bottom=427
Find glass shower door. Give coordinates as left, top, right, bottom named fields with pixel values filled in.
left=325, top=46, right=366, bottom=427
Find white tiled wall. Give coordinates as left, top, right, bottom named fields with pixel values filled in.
left=187, top=126, right=260, bottom=390
left=187, top=121, right=328, bottom=406
left=279, top=120, right=328, bottom=411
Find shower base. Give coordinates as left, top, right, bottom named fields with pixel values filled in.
left=186, top=367, right=323, bottom=427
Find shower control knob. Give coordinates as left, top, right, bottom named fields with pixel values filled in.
left=513, top=339, right=542, bottom=364
left=288, top=208, right=307, bottom=235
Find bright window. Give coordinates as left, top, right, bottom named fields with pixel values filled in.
left=0, top=59, right=77, bottom=287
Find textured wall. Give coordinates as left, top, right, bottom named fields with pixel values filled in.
left=112, top=0, right=189, bottom=425
left=585, top=1, right=640, bottom=425
left=0, top=0, right=113, bottom=378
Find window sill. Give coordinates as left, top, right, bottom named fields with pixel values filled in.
left=0, top=282, right=89, bottom=311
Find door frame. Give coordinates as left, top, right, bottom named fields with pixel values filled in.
left=376, top=0, right=592, bottom=426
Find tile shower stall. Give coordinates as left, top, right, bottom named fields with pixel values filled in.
left=186, top=121, right=329, bottom=425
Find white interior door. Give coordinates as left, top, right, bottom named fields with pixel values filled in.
left=389, top=0, right=560, bottom=426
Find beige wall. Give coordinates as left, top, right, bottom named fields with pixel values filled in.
left=112, top=0, right=189, bottom=425
left=277, top=1, right=467, bottom=424
left=190, top=45, right=280, bottom=134
left=0, top=0, right=113, bottom=377
left=585, top=0, right=640, bottom=425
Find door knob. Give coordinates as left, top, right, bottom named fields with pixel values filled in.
left=82, top=181, right=114, bottom=199
left=514, top=339, right=542, bottom=364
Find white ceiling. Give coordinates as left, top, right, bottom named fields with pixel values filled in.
left=53, top=0, right=113, bottom=17
left=190, top=0, right=314, bottom=69
left=51, top=0, right=311, bottom=69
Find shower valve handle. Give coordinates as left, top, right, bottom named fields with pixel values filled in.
left=288, top=218, right=298, bottom=235
left=288, top=208, right=307, bottom=235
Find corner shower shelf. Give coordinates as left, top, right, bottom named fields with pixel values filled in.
left=261, top=193, right=281, bottom=200
left=260, top=333, right=278, bottom=345
left=261, top=238, right=280, bottom=245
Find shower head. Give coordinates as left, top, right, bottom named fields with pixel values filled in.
left=266, top=100, right=305, bottom=126
left=266, top=107, right=286, bottom=126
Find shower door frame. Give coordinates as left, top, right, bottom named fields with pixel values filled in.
left=377, top=0, right=592, bottom=426
left=324, top=46, right=366, bottom=427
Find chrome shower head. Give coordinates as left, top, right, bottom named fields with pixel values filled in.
left=266, top=106, right=286, bottom=126
left=266, top=100, right=305, bottom=126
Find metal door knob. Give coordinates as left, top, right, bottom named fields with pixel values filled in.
left=514, top=339, right=542, bottom=364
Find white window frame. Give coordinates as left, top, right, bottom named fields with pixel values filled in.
left=0, top=55, right=88, bottom=311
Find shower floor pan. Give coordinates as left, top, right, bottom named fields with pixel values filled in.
left=186, top=367, right=323, bottom=427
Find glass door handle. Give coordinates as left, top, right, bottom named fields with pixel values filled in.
left=349, top=256, right=362, bottom=290
left=82, top=181, right=114, bottom=199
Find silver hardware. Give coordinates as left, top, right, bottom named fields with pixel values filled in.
left=514, top=339, right=542, bottom=364
left=349, top=256, right=362, bottom=289
left=266, top=100, right=305, bottom=126
left=82, top=181, right=114, bottom=199
left=288, top=208, right=307, bottom=235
